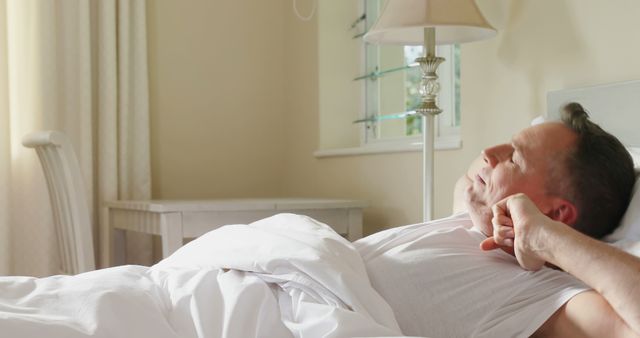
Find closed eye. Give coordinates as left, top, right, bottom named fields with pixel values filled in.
left=510, top=152, right=519, bottom=166
left=509, top=151, right=524, bottom=169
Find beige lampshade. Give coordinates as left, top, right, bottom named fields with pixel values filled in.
left=364, top=0, right=496, bottom=45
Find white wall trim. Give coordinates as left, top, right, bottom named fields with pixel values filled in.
left=314, top=136, right=462, bottom=158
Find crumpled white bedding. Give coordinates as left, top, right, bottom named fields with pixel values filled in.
left=0, top=214, right=404, bottom=338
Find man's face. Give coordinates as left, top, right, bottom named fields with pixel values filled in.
left=466, top=122, right=577, bottom=234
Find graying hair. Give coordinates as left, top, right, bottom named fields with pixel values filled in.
left=548, top=103, right=635, bottom=238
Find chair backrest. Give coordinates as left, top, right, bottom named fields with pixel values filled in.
left=22, top=131, right=95, bottom=275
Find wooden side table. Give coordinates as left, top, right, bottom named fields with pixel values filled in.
left=102, top=198, right=367, bottom=267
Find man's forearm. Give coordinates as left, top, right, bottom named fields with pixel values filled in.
left=537, top=222, right=640, bottom=334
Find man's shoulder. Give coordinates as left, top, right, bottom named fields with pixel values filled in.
left=354, top=213, right=476, bottom=260
left=355, top=213, right=473, bottom=242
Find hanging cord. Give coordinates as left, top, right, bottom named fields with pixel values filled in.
left=293, top=0, right=317, bottom=21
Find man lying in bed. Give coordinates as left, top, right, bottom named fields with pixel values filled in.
left=355, top=103, right=640, bottom=337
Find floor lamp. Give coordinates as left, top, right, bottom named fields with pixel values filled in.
left=364, top=0, right=496, bottom=221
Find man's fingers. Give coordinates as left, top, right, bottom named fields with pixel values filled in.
left=492, top=214, right=513, bottom=227
left=491, top=214, right=514, bottom=237
left=480, top=237, right=516, bottom=256
left=491, top=219, right=515, bottom=246
left=500, top=245, right=515, bottom=256
left=492, top=196, right=513, bottom=217
left=495, top=225, right=515, bottom=240
left=480, top=237, right=500, bottom=251
left=491, top=203, right=506, bottom=219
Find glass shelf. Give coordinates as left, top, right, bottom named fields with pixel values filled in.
left=353, top=62, right=419, bottom=81
left=353, top=110, right=420, bottom=124
left=350, top=13, right=366, bottom=29
left=352, top=32, right=366, bottom=39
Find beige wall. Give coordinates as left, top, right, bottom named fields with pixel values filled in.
left=282, top=0, right=640, bottom=235
left=147, top=0, right=640, bottom=235
left=147, top=0, right=287, bottom=199
left=317, top=0, right=361, bottom=149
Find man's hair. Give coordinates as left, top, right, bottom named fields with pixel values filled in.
left=554, top=102, right=635, bottom=238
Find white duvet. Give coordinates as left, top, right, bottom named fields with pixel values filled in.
left=0, top=214, right=404, bottom=338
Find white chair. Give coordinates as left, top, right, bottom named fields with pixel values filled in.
left=22, top=131, right=95, bottom=275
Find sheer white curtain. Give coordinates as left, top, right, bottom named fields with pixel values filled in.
left=0, top=0, right=152, bottom=276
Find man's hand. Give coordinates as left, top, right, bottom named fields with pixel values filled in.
left=480, top=193, right=561, bottom=271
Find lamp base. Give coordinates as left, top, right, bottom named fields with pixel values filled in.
left=417, top=101, right=443, bottom=116
left=415, top=55, right=445, bottom=117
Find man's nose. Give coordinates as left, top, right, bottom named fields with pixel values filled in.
left=482, top=144, right=510, bottom=168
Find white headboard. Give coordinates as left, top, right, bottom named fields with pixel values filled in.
left=547, top=80, right=640, bottom=147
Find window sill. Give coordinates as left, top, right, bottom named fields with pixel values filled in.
left=314, top=135, right=462, bottom=158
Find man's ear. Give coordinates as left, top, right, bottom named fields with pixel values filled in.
left=546, top=199, right=578, bottom=226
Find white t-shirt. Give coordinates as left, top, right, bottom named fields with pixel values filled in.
left=354, top=213, right=590, bottom=338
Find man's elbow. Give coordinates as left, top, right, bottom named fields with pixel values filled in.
left=535, top=291, right=640, bottom=338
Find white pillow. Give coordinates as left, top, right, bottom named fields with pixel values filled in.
left=611, top=239, right=640, bottom=257
left=603, top=147, right=640, bottom=242
left=530, top=115, right=546, bottom=125
left=626, top=147, right=640, bottom=167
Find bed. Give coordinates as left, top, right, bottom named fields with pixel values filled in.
left=2, top=80, right=640, bottom=337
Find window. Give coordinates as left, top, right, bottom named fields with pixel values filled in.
left=358, top=0, right=461, bottom=150
left=313, top=0, right=461, bottom=157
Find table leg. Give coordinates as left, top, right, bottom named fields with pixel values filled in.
left=100, top=207, right=111, bottom=269
left=113, top=228, right=126, bottom=266
left=161, top=212, right=183, bottom=258
left=347, top=209, right=363, bottom=241
left=104, top=207, right=127, bottom=267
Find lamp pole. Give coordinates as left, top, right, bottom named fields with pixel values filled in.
left=417, top=27, right=444, bottom=221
